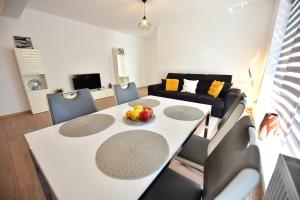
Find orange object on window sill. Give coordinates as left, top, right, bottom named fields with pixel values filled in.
left=258, top=113, right=279, bottom=140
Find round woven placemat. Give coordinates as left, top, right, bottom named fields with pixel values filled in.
left=59, top=114, right=115, bottom=137
left=95, top=130, right=169, bottom=180
left=128, top=99, right=160, bottom=108
left=163, top=105, right=204, bottom=121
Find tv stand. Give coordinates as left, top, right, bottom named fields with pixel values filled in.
left=90, top=88, right=114, bottom=100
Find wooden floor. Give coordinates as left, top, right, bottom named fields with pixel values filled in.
left=0, top=87, right=263, bottom=200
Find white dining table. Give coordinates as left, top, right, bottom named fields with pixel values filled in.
left=25, top=95, right=211, bottom=200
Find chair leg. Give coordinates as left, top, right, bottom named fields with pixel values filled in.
left=204, top=113, right=210, bottom=138
left=175, top=156, right=204, bottom=172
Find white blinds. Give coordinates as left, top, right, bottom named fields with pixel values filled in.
left=274, top=0, right=300, bottom=156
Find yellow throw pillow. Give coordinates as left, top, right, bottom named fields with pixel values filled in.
left=208, top=80, right=225, bottom=97
left=166, top=79, right=179, bottom=91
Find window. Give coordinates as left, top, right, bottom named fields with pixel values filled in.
left=274, top=0, right=300, bottom=157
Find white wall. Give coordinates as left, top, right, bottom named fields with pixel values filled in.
left=156, top=0, right=275, bottom=101
left=144, top=34, right=159, bottom=85
left=0, top=9, right=147, bottom=116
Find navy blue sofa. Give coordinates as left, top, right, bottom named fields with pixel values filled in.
left=148, top=73, right=241, bottom=118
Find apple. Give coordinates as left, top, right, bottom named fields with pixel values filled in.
left=143, top=107, right=153, bottom=117
left=139, top=110, right=151, bottom=121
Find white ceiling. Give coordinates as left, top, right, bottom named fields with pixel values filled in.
left=25, top=0, right=266, bottom=37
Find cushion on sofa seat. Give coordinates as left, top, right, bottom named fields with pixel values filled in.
left=173, top=92, right=199, bottom=102
left=195, top=95, right=224, bottom=109
left=155, top=90, right=177, bottom=98
left=155, top=91, right=197, bottom=102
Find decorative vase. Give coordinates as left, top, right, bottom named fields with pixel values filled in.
left=258, top=113, right=279, bottom=140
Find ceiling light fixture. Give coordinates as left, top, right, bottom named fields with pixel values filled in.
left=228, top=1, right=249, bottom=14
left=138, top=0, right=151, bottom=31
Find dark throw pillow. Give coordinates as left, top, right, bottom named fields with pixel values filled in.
left=162, top=79, right=166, bottom=90
left=219, top=83, right=233, bottom=97
left=196, top=82, right=211, bottom=94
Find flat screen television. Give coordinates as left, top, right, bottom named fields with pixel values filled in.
left=72, top=73, right=101, bottom=90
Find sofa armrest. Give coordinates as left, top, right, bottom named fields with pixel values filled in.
left=148, top=83, right=163, bottom=95
left=224, top=88, right=242, bottom=113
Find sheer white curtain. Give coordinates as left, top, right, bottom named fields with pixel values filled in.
left=255, top=0, right=292, bottom=128
left=255, top=0, right=300, bottom=157
left=273, top=0, right=300, bottom=157
left=254, top=0, right=295, bottom=186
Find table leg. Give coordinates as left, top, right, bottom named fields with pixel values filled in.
left=30, top=151, right=56, bottom=200
left=204, top=113, right=210, bottom=138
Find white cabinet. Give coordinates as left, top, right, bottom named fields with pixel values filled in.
left=27, top=89, right=49, bottom=114
left=14, top=48, right=49, bottom=114
left=90, top=89, right=114, bottom=100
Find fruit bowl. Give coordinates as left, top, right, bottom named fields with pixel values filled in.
left=123, top=105, right=155, bottom=125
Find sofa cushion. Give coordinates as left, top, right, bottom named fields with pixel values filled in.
left=207, top=80, right=225, bottom=98
left=155, top=90, right=177, bottom=98
left=166, top=79, right=180, bottom=91
left=166, top=73, right=232, bottom=93
left=162, top=79, right=166, bottom=89
left=219, top=83, right=233, bottom=97
left=166, top=73, right=185, bottom=91
left=184, top=74, right=206, bottom=81
left=174, top=92, right=199, bottom=102
left=181, top=79, right=199, bottom=94
left=196, top=81, right=211, bottom=94
left=195, top=95, right=224, bottom=109
left=156, top=91, right=197, bottom=102
left=188, top=74, right=232, bottom=83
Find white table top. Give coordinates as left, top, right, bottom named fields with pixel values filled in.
left=25, top=96, right=211, bottom=200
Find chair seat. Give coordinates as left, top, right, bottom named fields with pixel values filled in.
left=177, top=135, right=209, bottom=166
left=141, top=168, right=203, bottom=200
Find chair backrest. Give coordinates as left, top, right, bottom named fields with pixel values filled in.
left=202, top=116, right=261, bottom=200
left=207, top=93, right=246, bottom=155
left=114, top=82, right=139, bottom=105
left=47, top=89, right=98, bottom=125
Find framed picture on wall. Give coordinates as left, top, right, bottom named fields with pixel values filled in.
left=13, top=36, right=34, bottom=49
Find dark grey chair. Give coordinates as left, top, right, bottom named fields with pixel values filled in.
left=176, top=93, right=246, bottom=171
left=47, top=89, right=98, bottom=125
left=113, top=82, right=139, bottom=105
left=141, top=116, right=261, bottom=200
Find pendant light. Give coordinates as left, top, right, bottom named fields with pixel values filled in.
left=138, top=0, right=151, bottom=31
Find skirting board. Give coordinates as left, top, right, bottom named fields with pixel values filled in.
left=0, top=110, right=30, bottom=119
